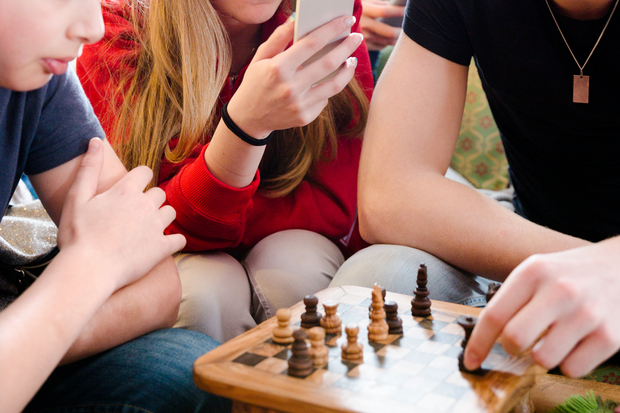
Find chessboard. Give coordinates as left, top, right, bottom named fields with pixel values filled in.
left=194, top=285, right=546, bottom=413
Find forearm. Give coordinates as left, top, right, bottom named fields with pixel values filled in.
left=0, top=249, right=116, bottom=413
left=357, top=36, right=589, bottom=280
left=60, top=256, right=181, bottom=364
left=359, top=169, right=588, bottom=279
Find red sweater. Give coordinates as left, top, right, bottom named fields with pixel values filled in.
left=77, top=1, right=373, bottom=257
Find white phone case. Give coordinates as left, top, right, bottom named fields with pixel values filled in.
left=294, top=0, right=355, bottom=82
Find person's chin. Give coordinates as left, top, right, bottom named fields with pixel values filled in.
left=1, top=72, right=53, bottom=92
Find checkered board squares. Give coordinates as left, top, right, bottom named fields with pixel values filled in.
left=230, top=299, right=524, bottom=412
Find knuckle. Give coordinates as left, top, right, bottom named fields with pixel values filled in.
left=575, top=305, right=600, bottom=327
left=321, top=57, right=339, bottom=74
left=553, top=278, right=580, bottom=303
left=595, top=325, right=616, bottom=349
left=305, top=36, right=323, bottom=54
left=501, top=327, right=525, bottom=353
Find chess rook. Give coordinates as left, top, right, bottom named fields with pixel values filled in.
left=301, top=295, right=322, bottom=328
left=368, top=284, right=389, bottom=341
left=287, top=329, right=313, bottom=378
left=307, top=327, right=328, bottom=367
left=384, top=301, right=403, bottom=335
left=272, top=308, right=295, bottom=344
left=320, top=300, right=342, bottom=334
left=411, top=263, right=432, bottom=317
left=341, top=324, right=363, bottom=362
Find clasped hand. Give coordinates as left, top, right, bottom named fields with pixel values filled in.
left=57, top=139, right=186, bottom=291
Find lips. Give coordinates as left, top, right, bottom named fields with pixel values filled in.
left=40, top=58, right=71, bottom=75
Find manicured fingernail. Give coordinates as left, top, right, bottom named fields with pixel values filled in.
left=345, top=16, right=356, bottom=27
left=346, top=57, right=358, bottom=68
left=352, top=33, right=363, bottom=45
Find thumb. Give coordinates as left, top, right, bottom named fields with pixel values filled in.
left=252, top=18, right=294, bottom=62
left=66, top=138, right=104, bottom=208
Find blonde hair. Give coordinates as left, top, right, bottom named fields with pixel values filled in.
left=108, top=0, right=369, bottom=197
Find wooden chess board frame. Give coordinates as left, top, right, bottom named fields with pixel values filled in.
left=194, top=285, right=546, bottom=413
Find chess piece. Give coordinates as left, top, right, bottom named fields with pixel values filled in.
left=457, top=315, right=478, bottom=372
left=287, top=329, right=313, bottom=378
left=369, top=286, right=386, bottom=313
left=384, top=301, right=403, bottom=335
left=486, top=282, right=501, bottom=304
left=307, top=326, right=328, bottom=367
left=301, top=295, right=322, bottom=328
left=367, top=283, right=389, bottom=341
left=320, top=300, right=342, bottom=334
left=341, top=324, right=363, bottom=362
left=411, top=263, right=432, bottom=317
left=272, top=308, right=295, bottom=344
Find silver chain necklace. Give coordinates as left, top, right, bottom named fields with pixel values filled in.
left=544, top=0, right=619, bottom=103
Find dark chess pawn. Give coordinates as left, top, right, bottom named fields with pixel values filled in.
left=486, top=282, right=501, bottom=304
left=301, top=295, right=322, bottom=329
left=411, top=263, right=432, bottom=317
left=287, top=329, right=313, bottom=378
left=384, top=301, right=403, bottom=335
left=457, top=315, right=478, bottom=372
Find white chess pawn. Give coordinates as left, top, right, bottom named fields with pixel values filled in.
left=272, top=308, right=294, bottom=344
left=307, top=327, right=328, bottom=367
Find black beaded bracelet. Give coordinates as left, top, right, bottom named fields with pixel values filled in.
left=221, top=102, right=273, bottom=146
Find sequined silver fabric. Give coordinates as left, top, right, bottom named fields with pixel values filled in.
left=0, top=200, right=57, bottom=266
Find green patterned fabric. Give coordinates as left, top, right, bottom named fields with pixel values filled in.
left=450, top=62, right=509, bottom=190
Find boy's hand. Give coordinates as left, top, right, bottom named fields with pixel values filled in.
left=465, top=240, right=620, bottom=378
left=57, top=138, right=186, bottom=290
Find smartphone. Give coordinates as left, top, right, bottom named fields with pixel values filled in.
left=379, top=0, right=407, bottom=28
left=294, top=0, right=355, bottom=82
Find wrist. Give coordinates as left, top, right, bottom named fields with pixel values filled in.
left=51, top=245, right=120, bottom=294
left=224, top=100, right=274, bottom=143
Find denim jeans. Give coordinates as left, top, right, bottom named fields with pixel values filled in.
left=329, top=244, right=492, bottom=307
left=25, top=329, right=232, bottom=413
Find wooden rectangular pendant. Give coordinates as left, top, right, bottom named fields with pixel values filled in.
left=573, top=75, right=589, bottom=104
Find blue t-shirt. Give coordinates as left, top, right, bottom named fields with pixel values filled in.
left=404, top=0, right=620, bottom=242
left=0, top=68, right=104, bottom=217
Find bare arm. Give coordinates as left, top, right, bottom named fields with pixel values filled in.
left=0, top=139, right=185, bottom=413
left=29, top=139, right=181, bottom=364
left=357, top=34, right=588, bottom=280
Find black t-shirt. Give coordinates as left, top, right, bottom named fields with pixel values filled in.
left=404, top=0, right=620, bottom=242
left=0, top=69, right=104, bottom=217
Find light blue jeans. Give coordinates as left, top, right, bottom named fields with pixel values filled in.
left=25, top=329, right=232, bottom=413
left=329, top=244, right=491, bottom=307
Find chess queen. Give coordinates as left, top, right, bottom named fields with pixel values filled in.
left=78, top=0, right=373, bottom=343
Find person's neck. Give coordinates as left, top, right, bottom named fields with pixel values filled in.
left=222, top=18, right=262, bottom=75
left=551, top=0, right=616, bottom=20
